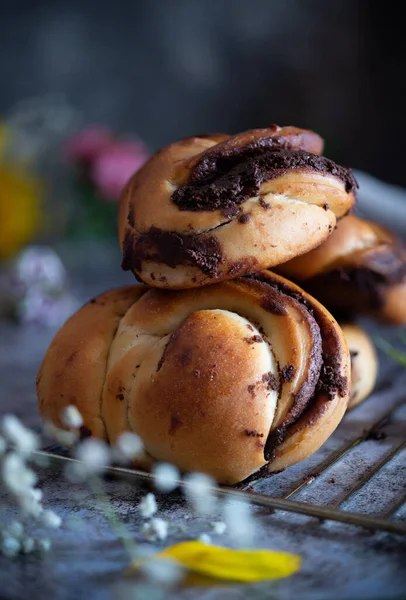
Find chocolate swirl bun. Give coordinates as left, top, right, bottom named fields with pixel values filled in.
left=37, top=272, right=350, bottom=485
left=341, top=323, right=378, bottom=409
left=119, top=126, right=357, bottom=289
left=276, top=215, right=406, bottom=324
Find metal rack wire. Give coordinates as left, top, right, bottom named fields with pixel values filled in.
left=38, top=390, right=406, bottom=537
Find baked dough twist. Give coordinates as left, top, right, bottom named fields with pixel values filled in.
left=37, top=272, right=350, bottom=484
left=119, top=126, right=357, bottom=289
left=276, top=215, right=406, bottom=324
left=341, top=323, right=378, bottom=409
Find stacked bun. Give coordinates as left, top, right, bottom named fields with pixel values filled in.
left=38, top=125, right=385, bottom=484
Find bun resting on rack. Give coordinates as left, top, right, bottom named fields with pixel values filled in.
left=341, top=323, right=378, bottom=409
left=37, top=271, right=350, bottom=485
left=119, top=125, right=357, bottom=289
left=276, top=215, right=406, bottom=325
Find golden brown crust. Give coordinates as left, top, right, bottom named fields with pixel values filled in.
left=36, top=286, right=147, bottom=439
left=119, top=126, right=356, bottom=289
left=276, top=215, right=406, bottom=324
left=341, top=323, right=378, bottom=409
left=37, top=272, right=350, bottom=485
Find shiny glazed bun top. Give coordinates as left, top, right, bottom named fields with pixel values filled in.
left=37, top=272, right=351, bottom=485
left=119, top=125, right=357, bottom=289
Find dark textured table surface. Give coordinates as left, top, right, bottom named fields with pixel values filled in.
left=1, top=243, right=405, bottom=600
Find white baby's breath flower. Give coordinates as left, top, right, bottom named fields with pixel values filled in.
left=61, top=405, right=83, bottom=429
left=223, top=499, right=255, bottom=546
left=0, top=434, right=6, bottom=455
left=2, top=452, right=37, bottom=496
left=211, top=521, right=227, bottom=535
left=115, top=431, right=143, bottom=461
left=198, top=533, right=211, bottom=545
left=152, top=463, right=179, bottom=493
left=141, top=518, right=168, bottom=542
left=43, top=421, right=77, bottom=447
left=41, top=509, right=62, bottom=529
left=7, top=520, right=24, bottom=539
left=75, top=438, right=110, bottom=474
left=18, top=487, right=44, bottom=517
left=139, top=493, right=157, bottom=519
left=37, top=537, right=52, bottom=552
left=141, top=557, right=183, bottom=585
left=182, top=472, right=216, bottom=515
left=1, top=415, right=39, bottom=455
left=1, top=536, right=21, bottom=557
left=21, top=537, right=35, bottom=554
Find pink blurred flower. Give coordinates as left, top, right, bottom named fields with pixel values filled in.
left=64, top=126, right=114, bottom=164
left=90, top=140, right=149, bottom=200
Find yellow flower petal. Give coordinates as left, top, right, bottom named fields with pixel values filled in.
left=133, top=541, right=301, bottom=583
left=0, top=165, right=42, bottom=259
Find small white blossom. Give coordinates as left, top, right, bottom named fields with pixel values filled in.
left=115, top=432, right=143, bottom=461
left=7, top=520, right=24, bottom=539
left=211, top=521, right=227, bottom=535
left=223, top=499, right=255, bottom=546
left=41, top=509, right=62, bottom=529
left=1, top=415, right=39, bottom=455
left=152, top=463, right=179, bottom=493
left=61, top=405, right=83, bottom=429
left=141, top=557, right=183, bottom=585
left=2, top=452, right=37, bottom=496
left=21, top=537, right=35, bottom=554
left=1, top=536, right=21, bottom=557
left=37, top=538, right=52, bottom=552
left=75, top=438, right=110, bottom=474
left=18, top=487, right=44, bottom=517
left=0, top=435, right=6, bottom=455
left=139, top=493, right=157, bottom=519
left=198, top=533, right=211, bottom=545
left=141, top=518, right=168, bottom=542
left=182, top=472, right=216, bottom=515
left=43, top=421, right=77, bottom=447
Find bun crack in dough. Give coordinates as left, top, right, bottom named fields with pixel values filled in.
left=119, top=125, right=357, bottom=289
left=37, top=272, right=350, bottom=485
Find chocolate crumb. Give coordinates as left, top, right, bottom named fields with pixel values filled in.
left=150, top=273, right=156, bottom=281
left=246, top=324, right=254, bottom=331
left=245, top=429, right=264, bottom=437
left=243, top=335, right=263, bottom=344
left=116, top=393, right=124, bottom=401
left=259, top=198, right=271, bottom=209
left=247, top=384, right=256, bottom=397
left=262, top=372, right=278, bottom=391
left=323, top=203, right=329, bottom=211
left=238, top=213, right=251, bottom=224
left=281, top=364, right=296, bottom=382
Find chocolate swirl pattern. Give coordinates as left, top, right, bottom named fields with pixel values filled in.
left=277, top=215, right=406, bottom=324
left=119, top=126, right=357, bottom=289
left=37, top=272, right=350, bottom=484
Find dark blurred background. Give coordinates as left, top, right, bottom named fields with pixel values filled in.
left=1, top=0, right=405, bottom=185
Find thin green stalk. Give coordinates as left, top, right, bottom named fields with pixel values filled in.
left=88, top=475, right=138, bottom=560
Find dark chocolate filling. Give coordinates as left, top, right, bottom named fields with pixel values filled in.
left=172, top=146, right=357, bottom=212
left=249, top=272, right=348, bottom=463
left=121, top=227, right=223, bottom=277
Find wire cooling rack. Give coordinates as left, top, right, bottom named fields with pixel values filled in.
left=38, top=367, right=406, bottom=537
